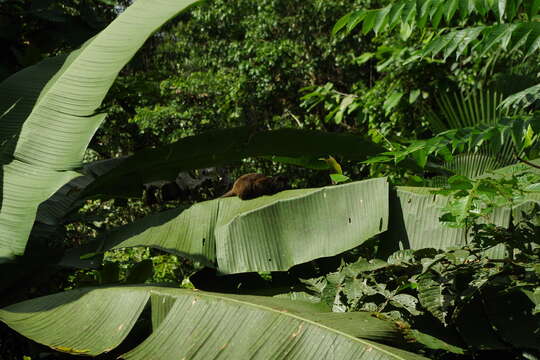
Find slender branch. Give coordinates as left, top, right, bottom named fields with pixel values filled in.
left=331, top=90, right=358, bottom=98
left=285, top=109, right=303, bottom=128
left=516, top=154, right=540, bottom=169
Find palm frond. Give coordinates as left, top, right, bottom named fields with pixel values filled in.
left=426, top=90, right=519, bottom=178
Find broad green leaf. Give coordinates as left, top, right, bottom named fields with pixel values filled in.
left=409, top=89, right=421, bottom=104
left=0, top=0, right=200, bottom=261
left=488, top=157, right=540, bottom=177
left=0, top=285, right=429, bottom=359
left=345, top=258, right=390, bottom=275
left=417, top=272, right=449, bottom=325
left=382, top=185, right=540, bottom=258
left=382, top=187, right=510, bottom=257
left=387, top=249, right=415, bottom=265
left=83, top=127, right=384, bottom=199
left=264, top=155, right=331, bottom=170
left=36, top=157, right=126, bottom=227
left=383, top=92, right=404, bottom=115
left=330, top=173, right=351, bottom=184
left=74, top=178, right=389, bottom=274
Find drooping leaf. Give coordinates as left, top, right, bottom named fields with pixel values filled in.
left=0, top=0, right=201, bottom=262
left=403, top=329, right=466, bottom=354
left=0, top=285, right=430, bottom=359
left=332, top=0, right=536, bottom=36
left=82, top=127, right=384, bottom=199
left=422, top=22, right=540, bottom=59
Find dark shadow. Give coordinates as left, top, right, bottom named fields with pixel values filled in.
left=190, top=267, right=269, bottom=292
left=377, top=188, right=411, bottom=259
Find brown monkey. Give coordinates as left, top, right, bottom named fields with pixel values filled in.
left=221, top=173, right=289, bottom=200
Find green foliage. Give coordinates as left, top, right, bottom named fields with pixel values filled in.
left=101, top=0, right=371, bottom=149
left=306, top=209, right=540, bottom=354
left=435, top=173, right=540, bottom=227
left=421, top=23, right=540, bottom=60
left=2, top=0, right=540, bottom=359
left=334, top=0, right=540, bottom=60
left=501, top=82, right=540, bottom=110
left=334, top=0, right=540, bottom=36
left=366, top=115, right=540, bottom=171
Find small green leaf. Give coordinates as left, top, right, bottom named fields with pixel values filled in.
left=447, top=175, right=473, bottom=190
left=330, top=173, right=350, bottom=184
left=356, top=52, right=375, bottom=65
left=383, top=91, right=404, bottom=114
left=409, top=89, right=421, bottom=104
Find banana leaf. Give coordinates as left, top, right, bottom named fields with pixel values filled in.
left=0, top=285, right=428, bottom=359
left=0, top=0, right=201, bottom=262
left=381, top=185, right=539, bottom=258
left=68, top=178, right=389, bottom=274
left=82, top=127, right=385, bottom=199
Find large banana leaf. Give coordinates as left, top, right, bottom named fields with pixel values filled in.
left=381, top=184, right=539, bottom=258
left=0, top=0, right=200, bottom=262
left=0, top=285, right=428, bottom=359
left=70, top=178, right=389, bottom=274
left=33, top=128, right=384, bottom=251
left=82, top=127, right=385, bottom=199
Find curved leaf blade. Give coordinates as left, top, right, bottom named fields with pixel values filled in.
left=82, top=127, right=385, bottom=199
left=75, top=178, right=389, bottom=274
left=0, top=285, right=429, bottom=359
left=0, top=0, right=200, bottom=261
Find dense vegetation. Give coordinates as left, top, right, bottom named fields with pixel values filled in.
left=0, top=0, right=539, bottom=359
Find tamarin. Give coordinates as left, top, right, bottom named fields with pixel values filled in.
left=221, top=173, right=289, bottom=200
